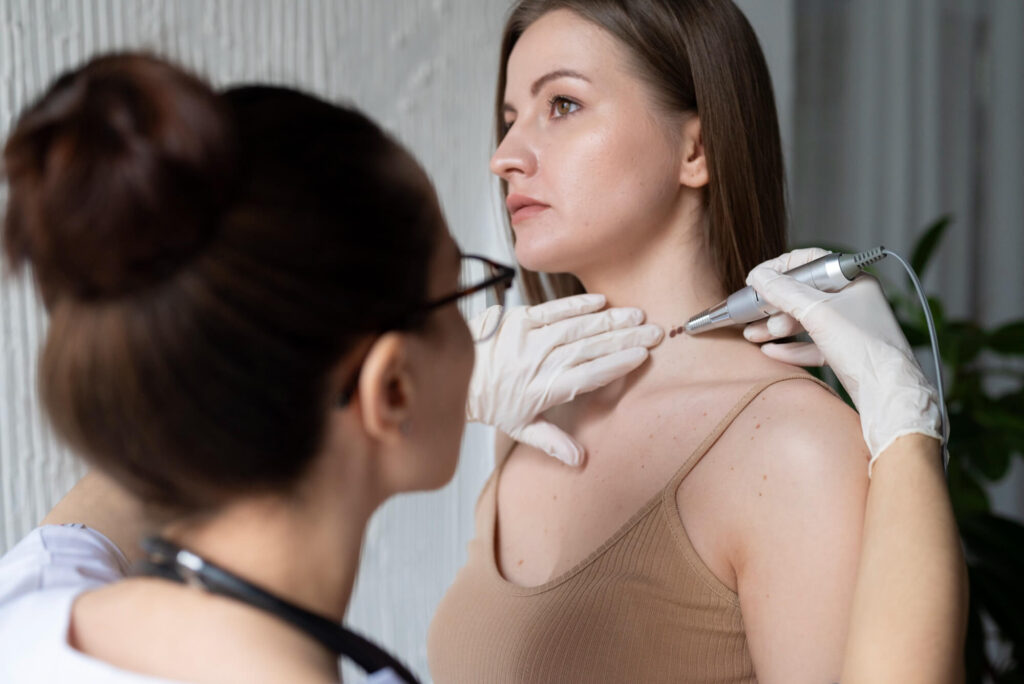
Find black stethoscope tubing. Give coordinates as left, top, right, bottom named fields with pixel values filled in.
left=135, top=536, right=419, bottom=683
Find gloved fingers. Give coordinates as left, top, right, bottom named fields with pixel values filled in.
left=525, top=293, right=607, bottom=325
left=510, top=418, right=586, bottom=467
left=553, top=324, right=664, bottom=367
left=745, top=248, right=832, bottom=284
left=468, top=304, right=508, bottom=339
left=539, top=307, right=646, bottom=348
left=747, top=265, right=828, bottom=321
left=758, top=340, right=826, bottom=367
left=743, top=313, right=803, bottom=343
left=546, top=346, right=650, bottom=405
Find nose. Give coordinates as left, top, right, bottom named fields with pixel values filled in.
left=489, top=124, right=536, bottom=181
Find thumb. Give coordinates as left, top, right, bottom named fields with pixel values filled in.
left=510, top=418, right=586, bottom=467
left=469, top=304, right=507, bottom=340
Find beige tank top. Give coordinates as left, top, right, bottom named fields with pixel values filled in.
left=428, top=375, right=831, bottom=683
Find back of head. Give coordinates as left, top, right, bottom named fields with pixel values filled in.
left=2, top=53, right=438, bottom=516
left=3, top=54, right=235, bottom=303
left=497, top=0, right=787, bottom=302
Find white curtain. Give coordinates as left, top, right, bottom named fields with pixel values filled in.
left=791, top=0, right=1024, bottom=517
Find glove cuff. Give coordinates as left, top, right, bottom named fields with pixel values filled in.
left=867, top=426, right=944, bottom=477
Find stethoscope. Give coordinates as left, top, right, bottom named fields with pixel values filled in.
left=135, top=536, right=419, bottom=683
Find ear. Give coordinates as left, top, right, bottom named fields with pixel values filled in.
left=679, top=115, right=709, bottom=189
left=356, top=332, right=415, bottom=444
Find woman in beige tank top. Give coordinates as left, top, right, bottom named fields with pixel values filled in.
left=429, top=2, right=964, bottom=682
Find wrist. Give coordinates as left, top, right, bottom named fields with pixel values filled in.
left=869, top=433, right=943, bottom=480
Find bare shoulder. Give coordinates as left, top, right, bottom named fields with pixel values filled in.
left=716, top=375, right=870, bottom=512
left=739, top=375, right=868, bottom=466
left=676, top=373, right=870, bottom=592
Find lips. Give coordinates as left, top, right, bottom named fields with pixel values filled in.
left=506, top=193, right=550, bottom=224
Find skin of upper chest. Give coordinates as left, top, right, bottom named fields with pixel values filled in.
left=495, top=380, right=752, bottom=588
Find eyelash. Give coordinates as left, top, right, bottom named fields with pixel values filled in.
left=500, top=95, right=582, bottom=138
left=547, top=95, right=581, bottom=119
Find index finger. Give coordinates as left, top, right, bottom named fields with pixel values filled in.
left=526, top=294, right=607, bottom=325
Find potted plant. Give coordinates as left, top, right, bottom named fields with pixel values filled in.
left=805, top=217, right=1024, bottom=682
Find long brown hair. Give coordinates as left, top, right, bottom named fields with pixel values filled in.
left=2, top=54, right=439, bottom=515
left=496, top=0, right=787, bottom=303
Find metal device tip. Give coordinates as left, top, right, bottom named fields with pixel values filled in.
left=685, top=310, right=712, bottom=334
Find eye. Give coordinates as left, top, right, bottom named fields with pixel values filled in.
left=548, top=96, right=581, bottom=119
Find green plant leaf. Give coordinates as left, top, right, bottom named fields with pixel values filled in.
left=942, top=321, right=986, bottom=366
left=910, top=215, right=951, bottom=282
left=990, top=321, right=1024, bottom=356
left=959, top=515, right=1024, bottom=665
left=922, top=296, right=946, bottom=334
left=964, top=593, right=988, bottom=683
left=974, top=434, right=1011, bottom=481
left=976, top=404, right=1024, bottom=435
left=898, top=319, right=931, bottom=348
left=969, top=562, right=1024, bottom=652
left=959, top=513, right=1024, bottom=570
left=948, top=459, right=991, bottom=514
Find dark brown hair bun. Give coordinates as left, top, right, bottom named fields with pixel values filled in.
left=2, top=53, right=236, bottom=303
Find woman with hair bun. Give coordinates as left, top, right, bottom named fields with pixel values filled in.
left=0, top=52, right=662, bottom=682
left=0, top=17, right=965, bottom=683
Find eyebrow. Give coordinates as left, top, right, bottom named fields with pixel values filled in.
left=502, top=69, right=591, bottom=115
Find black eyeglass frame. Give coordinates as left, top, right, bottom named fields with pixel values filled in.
left=335, top=254, right=515, bottom=407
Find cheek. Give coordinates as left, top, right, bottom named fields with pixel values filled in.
left=515, top=117, right=681, bottom=271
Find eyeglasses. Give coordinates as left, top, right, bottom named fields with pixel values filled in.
left=336, top=254, right=516, bottom=406
left=423, top=254, right=516, bottom=342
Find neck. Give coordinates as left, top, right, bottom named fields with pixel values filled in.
left=575, top=218, right=749, bottom=389
left=158, top=428, right=386, bottom=627
left=162, top=493, right=372, bottom=624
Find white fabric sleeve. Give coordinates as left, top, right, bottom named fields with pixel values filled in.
left=0, top=524, right=130, bottom=609
left=365, top=667, right=409, bottom=683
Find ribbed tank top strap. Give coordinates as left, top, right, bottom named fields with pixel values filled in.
left=663, top=373, right=836, bottom=494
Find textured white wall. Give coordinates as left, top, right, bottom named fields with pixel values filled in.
left=0, top=1, right=512, bottom=680
left=0, top=1, right=800, bottom=681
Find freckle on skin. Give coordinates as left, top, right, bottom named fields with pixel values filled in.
left=756, top=423, right=761, bottom=429
left=763, top=475, right=767, bottom=480
left=518, top=560, right=524, bottom=566
left=758, top=492, right=762, bottom=497
left=702, top=412, right=707, bottom=417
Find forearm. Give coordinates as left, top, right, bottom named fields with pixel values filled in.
left=40, top=470, right=151, bottom=565
left=840, top=434, right=968, bottom=684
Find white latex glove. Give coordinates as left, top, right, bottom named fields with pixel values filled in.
left=744, top=248, right=942, bottom=474
left=466, top=294, right=664, bottom=466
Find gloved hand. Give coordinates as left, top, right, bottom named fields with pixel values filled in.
left=466, top=294, right=663, bottom=466
left=744, top=248, right=942, bottom=474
